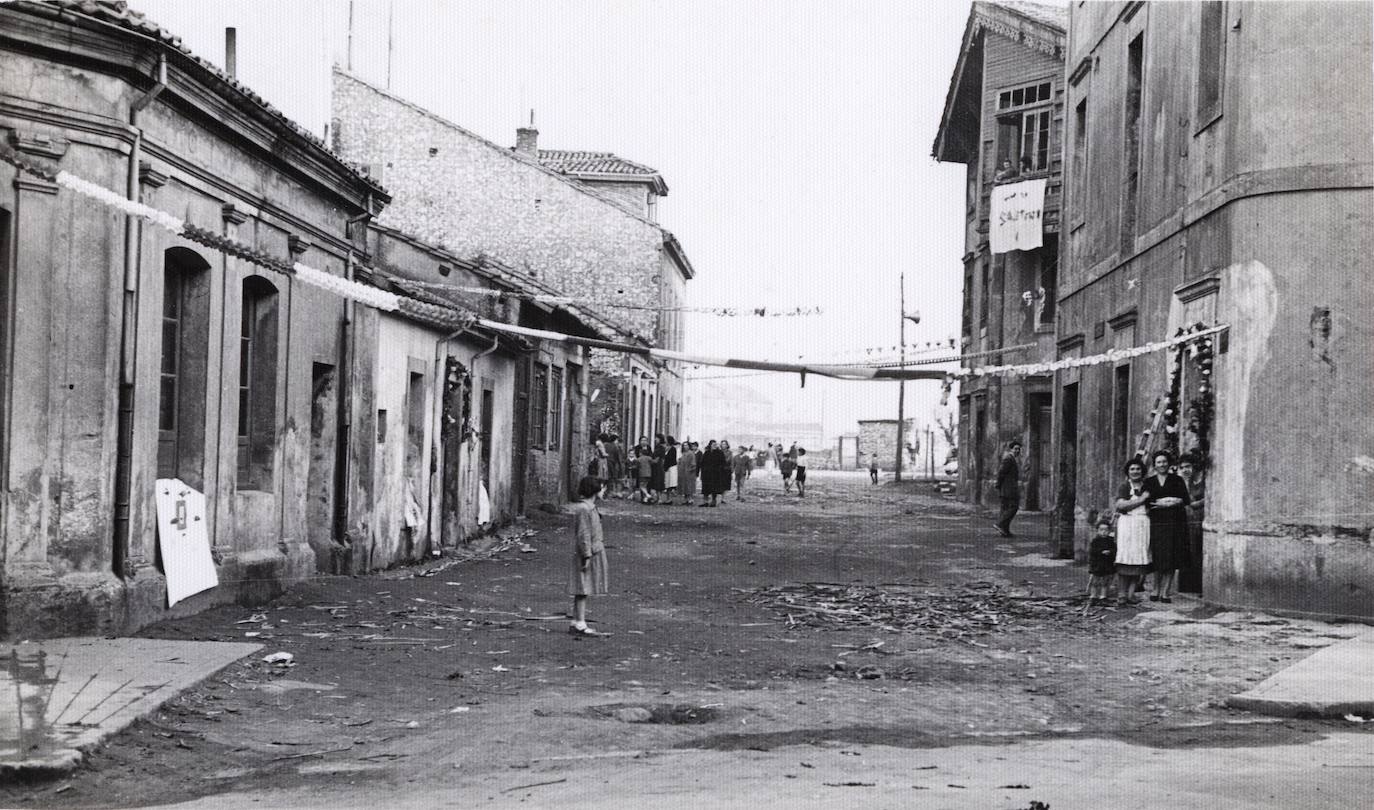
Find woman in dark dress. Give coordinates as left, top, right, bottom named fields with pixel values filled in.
left=699, top=439, right=728, bottom=507
left=649, top=435, right=666, bottom=500
left=1142, top=450, right=1191, bottom=603
left=1177, top=453, right=1206, bottom=594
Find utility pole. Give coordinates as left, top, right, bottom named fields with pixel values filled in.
left=896, top=273, right=906, bottom=482
left=896, top=275, right=922, bottom=483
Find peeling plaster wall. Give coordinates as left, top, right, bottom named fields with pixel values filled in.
left=0, top=21, right=373, bottom=638
left=1205, top=191, right=1374, bottom=619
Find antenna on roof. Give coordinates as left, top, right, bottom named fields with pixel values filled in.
left=529, top=109, right=536, bottom=128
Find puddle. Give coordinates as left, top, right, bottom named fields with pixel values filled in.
left=0, top=647, right=61, bottom=761
left=587, top=703, right=722, bottom=725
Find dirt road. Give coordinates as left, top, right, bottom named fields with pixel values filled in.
left=4, top=472, right=1369, bottom=809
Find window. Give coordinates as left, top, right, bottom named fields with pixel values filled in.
left=962, top=265, right=974, bottom=337
left=979, top=259, right=990, bottom=328
left=1020, top=110, right=1052, bottom=172
left=997, top=81, right=1052, bottom=110
left=1196, top=1, right=1226, bottom=125
left=1072, top=98, right=1088, bottom=214
left=530, top=362, right=548, bottom=448
left=405, top=370, right=426, bottom=480
left=1036, top=240, right=1058, bottom=327
left=479, top=387, right=494, bottom=486
left=548, top=365, right=563, bottom=450
left=237, top=276, right=279, bottom=490
left=158, top=248, right=210, bottom=486
left=1121, top=34, right=1144, bottom=255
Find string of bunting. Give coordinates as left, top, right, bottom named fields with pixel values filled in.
left=3, top=144, right=1230, bottom=386
left=399, top=278, right=821, bottom=316
left=1, top=142, right=405, bottom=313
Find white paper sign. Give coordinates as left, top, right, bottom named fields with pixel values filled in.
left=990, top=178, right=1047, bottom=254
left=155, top=479, right=218, bottom=606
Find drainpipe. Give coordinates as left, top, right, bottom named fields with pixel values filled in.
left=113, top=51, right=166, bottom=579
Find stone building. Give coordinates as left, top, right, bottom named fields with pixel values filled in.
left=1055, top=2, right=1373, bottom=618
left=932, top=1, right=1067, bottom=514
left=0, top=0, right=388, bottom=637
left=857, top=419, right=917, bottom=473
left=329, top=70, right=694, bottom=461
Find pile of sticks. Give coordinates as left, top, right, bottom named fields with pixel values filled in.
left=749, top=581, right=1083, bottom=641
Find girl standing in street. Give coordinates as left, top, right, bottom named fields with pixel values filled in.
left=567, top=476, right=609, bottom=636
left=678, top=440, right=698, bottom=505
left=1114, top=457, right=1152, bottom=606
left=1143, top=450, right=1190, bottom=603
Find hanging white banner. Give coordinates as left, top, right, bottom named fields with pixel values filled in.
left=990, top=178, right=1046, bottom=254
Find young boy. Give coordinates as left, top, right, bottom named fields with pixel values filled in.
left=794, top=447, right=809, bottom=497
left=1087, top=515, right=1117, bottom=606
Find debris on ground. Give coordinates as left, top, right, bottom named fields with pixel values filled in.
left=748, top=581, right=1086, bottom=641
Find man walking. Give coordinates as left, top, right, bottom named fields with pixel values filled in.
left=994, top=441, right=1022, bottom=537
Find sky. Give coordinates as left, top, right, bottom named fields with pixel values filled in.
left=130, top=0, right=983, bottom=444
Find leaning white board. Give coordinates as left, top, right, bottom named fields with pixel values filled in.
left=155, top=479, right=218, bottom=606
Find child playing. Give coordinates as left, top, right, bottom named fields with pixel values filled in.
left=869, top=453, right=879, bottom=485
left=732, top=446, right=754, bottom=501
left=635, top=448, right=654, bottom=503
left=794, top=447, right=808, bottom=497
left=1087, top=515, right=1117, bottom=606
left=567, top=475, right=609, bottom=636
left=780, top=452, right=796, bottom=494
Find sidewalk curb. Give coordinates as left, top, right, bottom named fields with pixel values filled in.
left=1, top=638, right=262, bottom=779
left=1226, top=630, right=1374, bottom=718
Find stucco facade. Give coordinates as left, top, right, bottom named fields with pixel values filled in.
left=933, top=2, right=1066, bottom=515
left=1056, top=1, right=1374, bottom=618
left=0, top=2, right=386, bottom=637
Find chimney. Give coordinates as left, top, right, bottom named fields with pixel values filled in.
left=225, top=27, right=237, bottom=79
left=515, top=109, right=538, bottom=156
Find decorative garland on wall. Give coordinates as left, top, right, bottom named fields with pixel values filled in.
left=1137, top=323, right=1217, bottom=464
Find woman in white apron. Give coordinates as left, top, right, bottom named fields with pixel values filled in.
left=1113, top=457, right=1152, bottom=606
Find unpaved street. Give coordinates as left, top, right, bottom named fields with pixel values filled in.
left=4, top=473, right=1371, bottom=809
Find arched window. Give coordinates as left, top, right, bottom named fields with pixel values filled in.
left=237, top=276, right=279, bottom=490
left=158, top=247, right=211, bottom=488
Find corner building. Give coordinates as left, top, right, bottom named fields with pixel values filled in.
left=1055, top=1, right=1374, bottom=618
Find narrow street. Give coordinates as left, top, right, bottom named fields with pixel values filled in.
left=4, top=474, right=1370, bottom=810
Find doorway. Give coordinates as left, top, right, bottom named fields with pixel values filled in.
left=1025, top=392, right=1053, bottom=511
left=973, top=403, right=987, bottom=504
left=307, top=363, right=340, bottom=572
left=1054, top=383, right=1079, bottom=558
left=439, top=357, right=467, bottom=549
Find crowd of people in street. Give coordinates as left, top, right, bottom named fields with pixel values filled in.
left=589, top=434, right=813, bottom=508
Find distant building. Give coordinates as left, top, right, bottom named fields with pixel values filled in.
left=858, top=420, right=917, bottom=473
left=932, top=1, right=1066, bottom=512
left=1056, top=2, right=1374, bottom=619
left=331, top=70, right=694, bottom=457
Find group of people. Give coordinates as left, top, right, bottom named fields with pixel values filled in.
left=589, top=434, right=810, bottom=507
left=1087, top=449, right=1207, bottom=607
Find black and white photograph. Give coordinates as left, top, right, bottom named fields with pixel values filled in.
left=0, top=1, right=1371, bottom=807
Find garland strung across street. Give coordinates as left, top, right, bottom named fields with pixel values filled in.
left=1, top=144, right=1228, bottom=385
left=399, top=278, right=822, bottom=317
